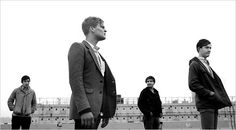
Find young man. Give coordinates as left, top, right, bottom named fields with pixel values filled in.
left=68, top=16, right=116, bottom=129
left=138, top=76, right=162, bottom=129
left=7, top=75, right=37, bottom=130
left=188, top=39, right=232, bottom=129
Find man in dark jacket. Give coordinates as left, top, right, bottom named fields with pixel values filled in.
left=188, top=39, right=232, bottom=129
left=138, top=76, right=162, bottom=129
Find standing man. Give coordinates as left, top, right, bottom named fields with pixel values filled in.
left=7, top=75, right=37, bottom=130
left=138, top=76, right=162, bottom=129
left=68, top=16, right=116, bottom=129
left=188, top=39, right=232, bottom=129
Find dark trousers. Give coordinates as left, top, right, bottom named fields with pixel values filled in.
left=74, top=117, right=101, bottom=129
left=199, top=109, right=218, bottom=130
left=143, top=115, right=160, bottom=129
left=11, top=115, right=31, bottom=130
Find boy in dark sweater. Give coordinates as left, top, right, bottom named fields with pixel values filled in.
left=138, top=76, right=162, bottom=129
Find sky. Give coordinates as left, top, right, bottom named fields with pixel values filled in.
left=1, top=0, right=235, bottom=117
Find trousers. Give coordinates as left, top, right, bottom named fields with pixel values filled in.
left=11, top=115, right=31, bottom=130
left=199, top=109, right=218, bottom=130
left=143, top=115, right=160, bottom=129
left=74, top=117, right=101, bottom=129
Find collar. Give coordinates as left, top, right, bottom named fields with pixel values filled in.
left=21, top=85, right=30, bottom=91
left=198, top=56, right=207, bottom=60
left=198, top=56, right=210, bottom=65
left=85, top=40, right=100, bottom=51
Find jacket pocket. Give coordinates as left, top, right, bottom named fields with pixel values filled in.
left=85, top=88, right=94, bottom=94
left=208, top=94, right=224, bottom=105
left=13, top=106, right=22, bottom=114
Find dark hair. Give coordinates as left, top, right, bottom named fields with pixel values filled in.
left=145, top=76, right=155, bottom=83
left=82, top=16, right=104, bottom=36
left=21, top=75, right=30, bottom=83
left=196, top=39, right=211, bottom=52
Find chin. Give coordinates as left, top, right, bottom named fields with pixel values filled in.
left=98, top=37, right=106, bottom=41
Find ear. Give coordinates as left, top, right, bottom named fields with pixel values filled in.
left=89, top=26, right=95, bottom=33
left=197, top=47, right=200, bottom=52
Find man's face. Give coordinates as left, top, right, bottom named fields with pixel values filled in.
left=93, top=22, right=107, bottom=41
left=146, top=79, right=155, bottom=88
left=22, top=79, right=30, bottom=87
left=199, top=44, right=212, bottom=58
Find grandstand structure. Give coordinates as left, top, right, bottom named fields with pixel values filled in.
left=30, top=95, right=236, bottom=129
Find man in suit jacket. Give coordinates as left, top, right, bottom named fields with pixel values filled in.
left=68, top=16, right=116, bottom=129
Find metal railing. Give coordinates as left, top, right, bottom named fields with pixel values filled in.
left=37, top=96, right=236, bottom=105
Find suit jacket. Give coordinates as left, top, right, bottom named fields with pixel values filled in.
left=68, top=40, right=116, bottom=119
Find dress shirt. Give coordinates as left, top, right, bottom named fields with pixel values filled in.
left=198, top=56, right=214, bottom=78
left=85, top=40, right=105, bottom=76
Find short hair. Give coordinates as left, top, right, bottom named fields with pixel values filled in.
left=82, top=16, right=104, bottom=36
left=145, top=76, right=156, bottom=83
left=196, top=39, right=211, bottom=52
left=21, top=75, right=30, bottom=83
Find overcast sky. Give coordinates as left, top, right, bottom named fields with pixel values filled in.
left=1, top=1, right=235, bottom=117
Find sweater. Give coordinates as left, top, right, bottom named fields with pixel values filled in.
left=138, top=87, right=162, bottom=117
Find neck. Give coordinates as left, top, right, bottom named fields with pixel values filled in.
left=198, top=55, right=207, bottom=59
left=86, top=37, right=98, bottom=46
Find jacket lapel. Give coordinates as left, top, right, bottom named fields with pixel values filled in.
left=82, top=40, right=103, bottom=74
left=196, top=57, right=214, bottom=78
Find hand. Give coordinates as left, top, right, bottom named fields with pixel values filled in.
left=209, top=91, right=215, bottom=96
left=150, top=112, right=153, bottom=116
left=159, top=113, right=163, bottom=117
left=101, top=118, right=109, bottom=128
left=80, top=112, right=94, bottom=128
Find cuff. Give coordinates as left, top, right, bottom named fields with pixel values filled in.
left=79, top=108, right=92, bottom=115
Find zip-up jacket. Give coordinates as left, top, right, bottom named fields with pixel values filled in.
left=7, top=86, right=37, bottom=116
left=188, top=57, right=232, bottom=110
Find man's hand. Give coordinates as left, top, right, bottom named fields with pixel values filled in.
left=159, top=113, right=163, bottom=117
left=80, top=112, right=94, bottom=128
left=101, top=118, right=109, bottom=128
left=209, top=91, right=215, bottom=96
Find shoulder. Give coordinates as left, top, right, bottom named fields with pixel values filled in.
left=140, top=88, right=149, bottom=94
left=13, top=87, right=21, bottom=92
left=68, top=42, right=86, bottom=56
left=70, top=42, right=85, bottom=50
left=29, top=88, right=36, bottom=94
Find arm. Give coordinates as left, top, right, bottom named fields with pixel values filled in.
left=156, top=91, right=162, bottom=116
left=138, top=90, right=151, bottom=116
left=68, top=43, right=94, bottom=127
left=68, top=43, right=91, bottom=113
left=188, top=62, right=212, bottom=97
left=7, top=89, right=16, bottom=111
left=31, top=91, right=37, bottom=113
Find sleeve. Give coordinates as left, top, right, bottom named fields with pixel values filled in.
left=156, top=91, right=162, bottom=114
left=68, top=43, right=91, bottom=113
left=138, top=90, right=150, bottom=116
left=7, top=89, right=16, bottom=111
left=188, top=62, right=211, bottom=97
left=31, top=91, right=37, bottom=113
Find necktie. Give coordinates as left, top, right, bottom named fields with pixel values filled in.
left=93, top=46, right=105, bottom=76
left=203, top=59, right=214, bottom=78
